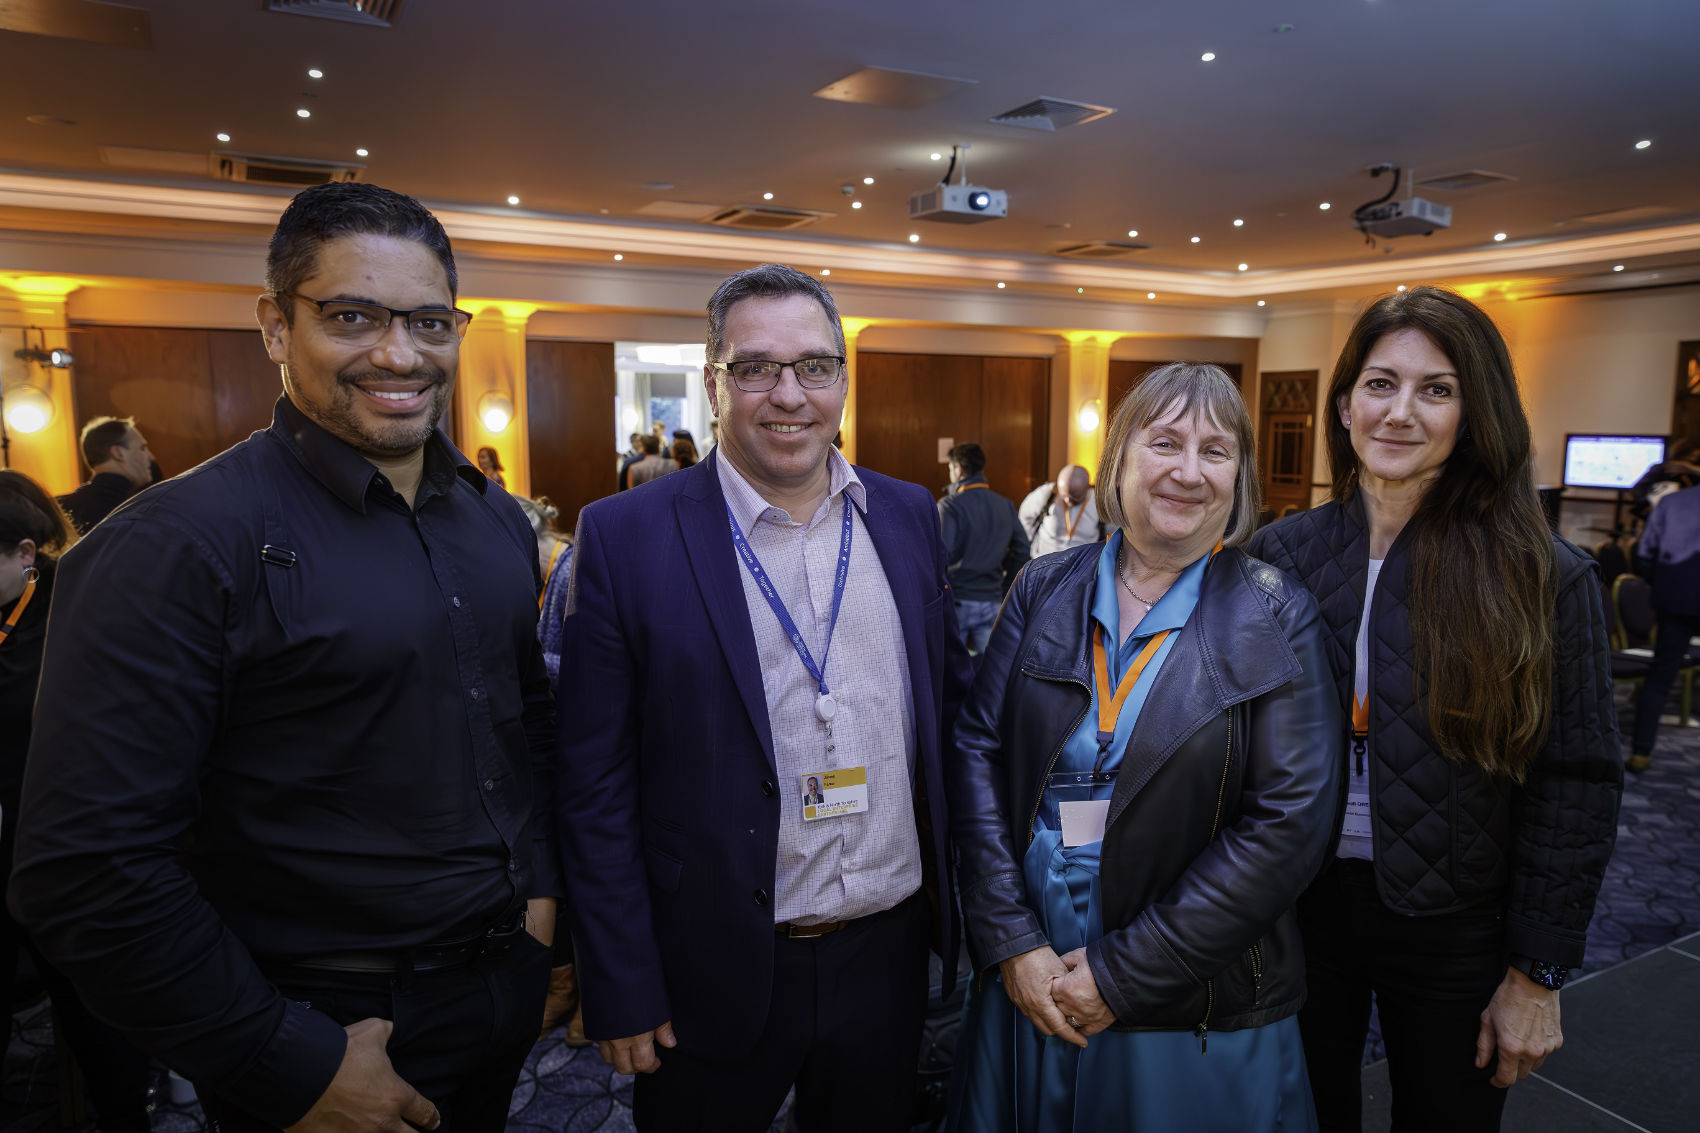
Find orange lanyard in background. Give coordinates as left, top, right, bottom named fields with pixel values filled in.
left=0, top=572, right=37, bottom=647
left=539, top=541, right=568, bottom=611
left=957, top=483, right=989, bottom=493
left=1062, top=502, right=1084, bottom=539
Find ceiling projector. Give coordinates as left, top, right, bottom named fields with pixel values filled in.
left=1352, top=163, right=1451, bottom=241
left=910, top=143, right=1008, bottom=223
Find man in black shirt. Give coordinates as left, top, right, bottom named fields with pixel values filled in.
left=11, top=183, right=560, bottom=1131
left=56, top=415, right=154, bottom=533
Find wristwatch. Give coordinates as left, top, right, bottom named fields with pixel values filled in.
left=1508, top=953, right=1569, bottom=991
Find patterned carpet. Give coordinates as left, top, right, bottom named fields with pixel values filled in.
left=4, top=683, right=1694, bottom=1131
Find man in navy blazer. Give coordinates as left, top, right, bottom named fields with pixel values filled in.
left=557, top=264, right=972, bottom=1131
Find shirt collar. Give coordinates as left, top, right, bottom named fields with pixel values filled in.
left=717, top=444, right=866, bottom=536
left=270, top=395, right=483, bottom=512
left=1091, top=529, right=1213, bottom=651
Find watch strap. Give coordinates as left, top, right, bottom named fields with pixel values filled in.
left=1509, top=953, right=1569, bottom=991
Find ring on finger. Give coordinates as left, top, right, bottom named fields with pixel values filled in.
left=1067, top=1014, right=1081, bottom=1029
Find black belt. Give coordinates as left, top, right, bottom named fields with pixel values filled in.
left=275, top=908, right=529, bottom=975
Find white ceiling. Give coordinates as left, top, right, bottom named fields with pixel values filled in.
left=1, top=0, right=1698, bottom=297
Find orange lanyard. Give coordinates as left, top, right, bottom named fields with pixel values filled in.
left=0, top=573, right=37, bottom=647
left=539, top=541, right=567, bottom=611
left=1062, top=501, right=1084, bottom=539
left=1091, top=624, right=1172, bottom=758
left=957, top=483, right=989, bottom=493
left=1352, top=693, right=1369, bottom=738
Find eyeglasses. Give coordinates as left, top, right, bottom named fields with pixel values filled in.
left=277, top=290, right=472, bottom=350
left=708, top=357, right=846, bottom=392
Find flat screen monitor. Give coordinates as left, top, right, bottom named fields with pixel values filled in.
left=1563, top=434, right=1666, bottom=490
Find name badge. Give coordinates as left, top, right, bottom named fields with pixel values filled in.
left=1341, top=792, right=1374, bottom=841
left=801, top=766, right=869, bottom=821
left=1059, top=799, right=1111, bottom=848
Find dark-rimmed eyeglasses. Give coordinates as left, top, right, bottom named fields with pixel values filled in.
left=276, top=290, right=473, bottom=350
left=707, top=357, right=846, bottom=392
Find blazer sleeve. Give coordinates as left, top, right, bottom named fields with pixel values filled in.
left=555, top=505, right=672, bottom=1039
left=1506, top=561, right=1623, bottom=967
left=1087, top=584, right=1344, bottom=1019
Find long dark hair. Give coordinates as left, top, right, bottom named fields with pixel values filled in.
left=0, top=469, right=76, bottom=565
left=1326, top=287, right=1555, bottom=781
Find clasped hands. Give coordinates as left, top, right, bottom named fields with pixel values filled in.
left=999, top=945, right=1115, bottom=1049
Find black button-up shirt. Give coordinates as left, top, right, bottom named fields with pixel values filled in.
left=57, top=470, right=138, bottom=534
left=10, top=397, right=560, bottom=1126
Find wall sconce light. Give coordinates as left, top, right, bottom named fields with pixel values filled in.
left=479, top=392, right=514, bottom=433
left=1076, top=398, right=1103, bottom=433
left=13, top=347, right=73, bottom=368
left=3, top=385, right=55, bottom=434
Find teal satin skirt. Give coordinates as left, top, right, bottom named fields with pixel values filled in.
left=946, top=829, right=1317, bottom=1132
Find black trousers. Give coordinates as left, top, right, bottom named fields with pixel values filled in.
left=1631, top=611, right=1699, bottom=756
left=634, top=893, right=930, bottom=1133
left=199, top=931, right=552, bottom=1132
left=1297, top=858, right=1510, bottom=1133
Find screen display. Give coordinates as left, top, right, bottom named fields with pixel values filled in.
left=1563, top=435, right=1666, bottom=489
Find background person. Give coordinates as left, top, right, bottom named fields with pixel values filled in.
left=1628, top=480, right=1700, bottom=772
left=1247, top=287, right=1622, bottom=1132
left=57, top=416, right=154, bottom=534
left=477, top=444, right=508, bottom=488
left=626, top=433, right=678, bottom=488
left=1019, top=464, right=1103, bottom=558
left=949, top=363, right=1341, bottom=1131
left=938, top=442, right=1030, bottom=653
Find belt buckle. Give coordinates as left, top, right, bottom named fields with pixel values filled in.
left=784, top=920, right=837, bottom=939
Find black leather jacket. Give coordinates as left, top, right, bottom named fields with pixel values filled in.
left=951, top=542, right=1343, bottom=1035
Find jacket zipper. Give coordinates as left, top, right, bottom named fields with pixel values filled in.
left=1195, top=706, right=1234, bottom=1054
left=1023, top=672, right=1091, bottom=847
left=1249, top=941, right=1265, bottom=1006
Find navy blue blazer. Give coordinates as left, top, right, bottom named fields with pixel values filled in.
left=556, top=449, right=973, bottom=1056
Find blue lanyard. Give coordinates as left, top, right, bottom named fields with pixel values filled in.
left=727, top=495, right=855, bottom=699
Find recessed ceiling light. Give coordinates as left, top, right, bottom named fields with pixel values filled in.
left=355, top=147, right=368, bottom=157
left=1190, top=236, right=1201, bottom=243
left=1493, top=232, right=1507, bottom=242
left=295, top=108, right=311, bottom=118
left=506, top=195, right=520, bottom=205
left=851, top=201, right=863, bottom=209
left=1238, top=263, right=1249, bottom=271
left=216, top=132, right=230, bottom=142
left=1077, top=287, right=1085, bottom=294
left=1635, top=139, right=1652, bottom=150
left=997, top=281, right=1006, bottom=289
left=1146, top=292, right=1157, bottom=300
left=821, top=269, right=830, bottom=276
left=908, top=233, right=919, bottom=243
left=762, top=192, right=773, bottom=200
left=1127, top=229, right=1139, bottom=238
left=863, top=177, right=875, bottom=185
left=1200, top=51, right=1216, bottom=62
left=1318, top=202, right=1331, bottom=210
left=1613, top=264, right=1625, bottom=271
left=613, top=253, right=623, bottom=261
left=1256, top=300, right=1266, bottom=306
left=930, top=151, right=942, bottom=160
left=1396, top=284, right=1407, bottom=292
left=1232, top=218, right=1244, bottom=227
left=307, top=68, right=323, bottom=79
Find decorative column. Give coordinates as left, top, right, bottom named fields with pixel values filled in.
left=1056, top=332, right=1118, bottom=481
left=838, top=317, right=876, bottom=465
left=453, top=301, right=537, bottom=497
left=0, top=275, right=83, bottom=493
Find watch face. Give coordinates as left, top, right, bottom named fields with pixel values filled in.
left=1530, top=960, right=1568, bottom=990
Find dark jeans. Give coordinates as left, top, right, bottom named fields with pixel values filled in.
left=1298, top=858, right=1510, bottom=1133
left=1632, top=611, right=1699, bottom=755
left=199, top=931, right=552, bottom=1132
left=633, top=893, right=929, bottom=1133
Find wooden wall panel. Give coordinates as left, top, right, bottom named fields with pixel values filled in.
left=69, top=325, right=278, bottom=478
left=525, top=339, right=616, bottom=532
left=979, top=356, right=1050, bottom=500
left=855, top=353, right=983, bottom=497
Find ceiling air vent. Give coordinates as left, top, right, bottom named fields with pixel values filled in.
left=215, top=152, right=364, bottom=187
left=705, top=205, right=832, bottom=231
left=991, top=98, right=1115, bottom=132
left=1416, top=169, right=1517, bottom=193
left=265, top=0, right=404, bottom=27
left=1055, top=241, right=1149, bottom=259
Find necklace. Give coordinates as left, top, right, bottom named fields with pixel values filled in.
left=1117, top=547, right=1165, bottom=611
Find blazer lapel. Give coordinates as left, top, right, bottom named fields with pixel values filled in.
left=677, top=451, right=777, bottom=771
left=859, top=476, right=932, bottom=730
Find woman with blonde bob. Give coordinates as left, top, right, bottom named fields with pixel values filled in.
left=1247, top=287, right=1621, bottom=1131
left=949, top=363, right=1340, bottom=1131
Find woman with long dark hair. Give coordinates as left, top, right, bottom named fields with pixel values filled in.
left=1248, top=287, right=1621, bottom=1131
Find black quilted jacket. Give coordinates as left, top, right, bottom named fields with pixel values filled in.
left=1246, top=494, right=1622, bottom=968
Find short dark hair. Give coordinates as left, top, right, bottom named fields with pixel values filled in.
left=947, top=443, right=986, bottom=477
left=0, top=469, right=75, bottom=562
left=265, top=183, right=457, bottom=315
left=640, top=434, right=661, bottom=455
left=705, top=264, right=845, bottom=363
left=79, top=416, right=135, bottom=470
